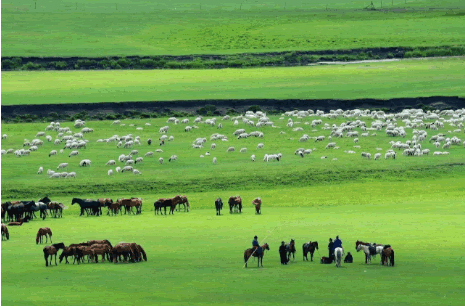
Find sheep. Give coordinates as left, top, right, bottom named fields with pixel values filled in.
left=234, top=120, right=239, bottom=126
left=211, top=143, right=216, bottom=150
left=159, top=157, right=164, bottom=165
left=49, top=173, right=61, bottom=179
left=38, top=167, right=43, bottom=174
left=133, top=169, right=142, bottom=175
left=240, top=148, right=247, bottom=153
left=354, top=138, right=359, bottom=143
left=422, top=149, right=430, bottom=156
left=46, top=135, right=53, bottom=142
left=79, top=159, right=91, bottom=167
left=213, top=157, right=217, bottom=164
left=48, top=150, right=57, bottom=157
left=321, top=156, right=328, bottom=159
left=325, top=142, right=336, bottom=149
left=185, top=126, right=192, bottom=132
left=125, top=160, right=135, bottom=165
left=35, top=132, right=45, bottom=137
left=59, top=172, right=68, bottom=178
left=68, top=150, right=79, bottom=157
left=226, top=147, right=235, bottom=152
left=130, top=150, right=139, bottom=156
left=315, top=136, right=325, bottom=142
left=135, top=157, right=143, bottom=164
left=106, top=160, right=116, bottom=166
left=155, top=149, right=163, bottom=153
left=257, top=143, right=264, bottom=149
left=66, top=172, right=76, bottom=178
left=182, top=119, right=189, bottom=124
left=115, top=166, right=121, bottom=173
left=144, top=152, right=154, bottom=157
left=2, top=134, right=7, bottom=139
left=168, top=155, right=177, bottom=162
left=121, top=166, right=133, bottom=172
left=374, top=153, right=382, bottom=160
left=200, top=155, right=204, bottom=158
left=251, top=154, right=256, bottom=161
left=57, top=163, right=68, bottom=170
left=1, top=150, right=5, bottom=155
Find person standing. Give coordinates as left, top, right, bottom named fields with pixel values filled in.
left=279, top=241, right=288, bottom=265
left=328, top=238, right=334, bottom=260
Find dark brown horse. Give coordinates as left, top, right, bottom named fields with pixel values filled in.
left=89, top=244, right=112, bottom=263
left=36, top=227, right=53, bottom=244
left=244, top=243, right=269, bottom=268
left=8, top=221, right=23, bottom=226
left=1, top=224, right=9, bottom=240
left=173, top=195, right=190, bottom=212
left=381, top=245, right=395, bottom=266
left=154, top=198, right=174, bottom=215
left=302, top=241, right=319, bottom=261
left=111, top=243, right=138, bottom=263
left=43, top=243, right=65, bottom=266
left=228, top=196, right=242, bottom=213
left=286, top=239, right=296, bottom=262
left=87, top=240, right=112, bottom=248
left=252, top=198, right=261, bottom=214
left=59, top=247, right=80, bottom=264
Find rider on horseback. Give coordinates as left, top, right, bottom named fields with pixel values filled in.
left=252, top=235, right=262, bottom=256
left=333, top=235, right=343, bottom=254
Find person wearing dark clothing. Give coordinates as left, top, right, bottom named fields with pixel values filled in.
left=328, top=238, right=334, bottom=260
left=344, top=252, right=353, bottom=263
left=252, top=235, right=262, bottom=256
left=279, top=241, right=288, bottom=265
left=332, top=236, right=343, bottom=252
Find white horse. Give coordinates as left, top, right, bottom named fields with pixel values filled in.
left=334, top=247, right=344, bottom=267
left=356, top=244, right=384, bottom=264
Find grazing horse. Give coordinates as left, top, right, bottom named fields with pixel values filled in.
left=118, top=198, right=143, bottom=215
left=59, top=247, right=80, bottom=264
left=8, top=221, right=23, bottom=226
left=252, top=198, right=262, bottom=214
left=43, top=243, right=66, bottom=266
left=47, top=202, right=64, bottom=218
left=381, top=245, right=395, bottom=266
left=286, top=239, right=296, bottom=262
left=36, top=227, right=53, bottom=244
left=111, top=243, right=137, bottom=263
left=228, top=196, right=242, bottom=213
left=90, top=244, right=112, bottom=263
left=106, top=201, right=121, bottom=216
left=356, top=240, right=384, bottom=264
left=71, top=198, right=101, bottom=216
left=98, top=198, right=113, bottom=215
left=173, top=195, right=190, bottom=212
left=215, top=198, right=223, bottom=215
left=154, top=198, right=174, bottom=215
left=302, top=241, right=319, bottom=261
left=136, top=244, right=147, bottom=261
left=334, top=247, right=344, bottom=267
left=1, top=224, right=9, bottom=240
left=244, top=243, right=270, bottom=268
left=87, top=240, right=113, bottom=248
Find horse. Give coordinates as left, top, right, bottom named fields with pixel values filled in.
left=111, top=243, right=137, bottom=263
left=334, top=247, right=344, bottom=267
left=98, top=198, right=113, bottom=214
left=356, top=240, right=384, bottom=264
left=89, top=244, right=112, bottom=263
left=136, top=244, right=147, bottom=261
left=228, top=196, right=242, bottom=213
left=59, top=247, right=80, bottom=264
left=47, top=202, right=64, bottom=218
left=43, top=243, right=66, bottom=266
left=8, top=221, right=23, bottom=226
left=215, top=198, right=223, bottom=215
left=286, top=239, right=296, bottom=262
left=244, top=243, right=270, bottom=268
left=87, top=240, right=113, bottom=248
left=71, top=198, right=101, bottom=216
left=1, top=224, right=9, bottom=240
left=154, top=198, right=174, bottom=215
left=302, top=241, right=319, bottom=261
left=173, top=195, right=190, bottom=212
left=106, top=201, right=121, bottom=216
left=252, top=198, right=261, bottom=214
left=381, top=245, right=395, bottom=266
left=75, top=246, right=96, bottom=264
left=36, top=227, right=53, bottom=244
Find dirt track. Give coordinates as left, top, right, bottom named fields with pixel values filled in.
left=2, top=96, right=464, bottom=121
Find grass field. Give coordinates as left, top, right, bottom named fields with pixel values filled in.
left=2, top=0, right=465, bottom=56
left=2, top=57, right=464, bottom=106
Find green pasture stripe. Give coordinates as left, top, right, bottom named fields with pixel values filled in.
left=2, top=58, right=464, bottom=106
left=2, top=0, right=465, bottom=56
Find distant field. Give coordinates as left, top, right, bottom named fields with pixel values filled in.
left=2, top=0, right=464, bottom=56
left=2, top=58, right=464, bottom=106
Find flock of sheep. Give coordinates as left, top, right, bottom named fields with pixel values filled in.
left=1, top=108, right=464, bottom=180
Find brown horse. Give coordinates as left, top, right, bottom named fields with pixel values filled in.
left=1, top=224, right=9, bottom=240
left=36, top=227, right=53, bottom=244
left=244, top=243, right=269, bottom=268
left=47, top=202, right=64, bottom=218
left=106, top=201, right=121, bottom=216
left=154, top=198, right=175, bottom=215
left=8, top=221, right=23, bottom=226
left=136, top=244, right=147, bottom=261
left=302, top=241, right=319, bottom=261
left=173, top=195, right=190, bottom=212
left=43, top=243, right=66, bottom=266
left=87, top=240, right=112, bottom=248
left=228, top=196, right=242, bottom=213
left=75, top=246, right=96, bottom=263
left=252, top=198, right=262, bottom=214
left=118, top=198, right=143, bottom=215
left=59, top=247, right=80, bottom=264
left=286, top=239, right=296, bottom=262
left=111, top=243, right=137, bottom=263
left=90, top=244, right=112, bottom=263
left=381, top=245, right=395, bottom=266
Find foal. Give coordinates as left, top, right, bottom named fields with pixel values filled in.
left=1, top=224, right=9, bottom=240
left=36, top=227, right=53, bottom=244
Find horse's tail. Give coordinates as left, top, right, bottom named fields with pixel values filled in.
left=36, top=232, right=40, bottom=244
left=391, top=250, right=395, bottom=267
left=140, top=246, right=147, bottom=261
left=43, top=248, right=49, bottom=266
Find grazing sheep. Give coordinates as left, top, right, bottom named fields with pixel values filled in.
left=211, top=143, right=216, bottom=150
left=325, top=142, right=336, bottom=149
left=68, top=150, right=79, bottom=157
left=374, top=153, right=382, bottom=160
left=320, top=156, right=328, bottom=159
left=115, top=166, right=121, bottom=173
left=226, top=147, right=235, bottom=152
left=213, top=157, right=217, bottom=164
left=57, top=163, right=68, bottom=170
left=49, top=150, right=57, bottom=157
left=1, top=150, right=5, bottom=155
left=66, top=172, right=76, bottom=178
left=49, top=173, right=61, bottom=179
left=2, top=134, right=7, bottom=139
left=315, top=136, right=325, bottom=142
left=168, top=155, right=177, bottom=162
left=38, top=167, right=43, bottom=174
left=422, top=149, right=430, bottom=156
left=79, top=159, right=91, bottom=167
left=108, top=169, right=113, bottom=176
left=121, top=166, right=133, bottom=172
left=130, top=150, right=139, bottom=156
left=251, top=154, right=256, bottom=161
left=159, top=157, right=164, bottom=165
left=133, top=169, right=142, bottom=175
left=354, top=138, right=359, bottom=143
left=35, top=132, right=45, bottom=137
left=135, top=157, right=143, bottom=164
left=144, top=152, right=154, bottom=157
left=106, top=160, right=116, bottom=166
left=361, top=152, right=372, bottom=159
left=155, top=149, right=163, bottom=153
left=240, top=148, right=247, bottom=153
left=257, top=143, right=264, bottom=149
left=125, top=160, right=135, bottom=165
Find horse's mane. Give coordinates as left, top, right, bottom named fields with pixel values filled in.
left=51, top=242, right=65, bottom=249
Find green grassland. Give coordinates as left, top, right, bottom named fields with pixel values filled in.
left=2, top=57, right=464, bottom=106
left=2, top=0, right=465, bottom=56
left=2, top=115, right=465, bottom=305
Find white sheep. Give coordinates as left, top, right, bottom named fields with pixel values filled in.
left=49, top=173, right=61, bottom=179
left=106, top=160, right=116, bottom=166
left=79, top=159, right=91, bottom=167
left=354, top=138, right=359, bottom=143
left=213, top=157, right=217, bottom=164
left=66, top=172, right=76, bottom=178
left=144, top=152, right=154, bottom=157
left=374, top=153, right=382, bottom=160
left=121, top=166, right=133, bottom=172
left=37, top=167, right=43, bottom=174
left=49, top=150, right=57, bottom=157
left=135, top=157, right=143, bottom=164
left=133, top=169, right=142, bottom=175
left=227, top=147, right=235, bottom=152
left=251, top=154, right=256, bottom=161
left=2, top=134, right=7, bottom=139
left=115, top=166, right=121, bottom=173
left=240, top=148, right=247, bottom=153
left=125, top=159, right=135, bottom=165
left=57, top=163, right=68, bottom=170
left=211, top=143, right=216, bottom=150
left=68, top=150, right=79, bottom=157
left=168, top=155, right=177, bottom=162
left=159, top=157, right=164, bottom=165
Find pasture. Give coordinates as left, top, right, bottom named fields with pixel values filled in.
left=2, top=0, right=465, bottom=56
left=2, top=57, right=464, bottom=106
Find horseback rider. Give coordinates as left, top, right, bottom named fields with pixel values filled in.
left=328, top=238, right=334, bottom=260
left=252, top=235, right=262, bottom=256
left=333, top=235, right=343, bottom=255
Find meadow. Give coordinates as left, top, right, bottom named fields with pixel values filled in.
left=2, top=57, right=464, bottom=106
left=2, top=0, right=465, bottom=56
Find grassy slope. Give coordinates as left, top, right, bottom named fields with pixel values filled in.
left=2, top=0, right=465, bottom=56
left=2, top=58, right=464, bottom=106
left=2, top=197, right=465, bottom=306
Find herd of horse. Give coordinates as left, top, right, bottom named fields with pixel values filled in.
left=243, top=239, right=395, bottom=268
left=1, top=197, right=63, bottom=222
left=41, top=238, right=147, bottom=266
left=215, top=196, right=261, bottom=215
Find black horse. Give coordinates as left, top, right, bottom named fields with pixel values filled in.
left=43, top=242, right=66, bottom=266
left=154, top=199, right=172, bottom=215
left=286, top=239, right=296, bottom=262
left=71, top=198, right=100, bottom=216
left=302, top=241, right=319, bottom=261
left=215, top=198, right=223, bottom=215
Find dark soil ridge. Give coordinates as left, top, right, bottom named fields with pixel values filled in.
left=2, top=97, right=464, bottom=123
left=2, top=45, right=464, bottom=71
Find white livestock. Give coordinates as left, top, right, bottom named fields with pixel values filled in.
left=257, top=143, right=264, bottom=149
left=168, top=155, right=177, bottom=162
left=240, top=148, right=247, bottom=153
left=227, top=147, right=235, bottom=152
left=116, top=167, right=121, bottom=173
left=135, top=157, right=143, bottom=164
left=68, top=150, right=79, bottom=157
left=106, top=160, right=116, bottom=166
left=79, top=159, right=91, bottom=167
left=374, top=153, right=382, bottom=160
left=66, top=172, right=76, bottom=178
left=133, top=169, right=142, bottom=175
left=144, top=152, right=154, bottom=157
left=38, top=167, right=43, bottom=174
left=57, top=163, right=68, bottom=170
left=108, top=169, right=113, bottom=176
left=159, top=157, right=164, bottom=165
left=213, top=157, right=217, bottom=164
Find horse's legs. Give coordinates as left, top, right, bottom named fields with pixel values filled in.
left=55, top=254, right=57, bottom=266
left=311, top=251, right=314, bottom=262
